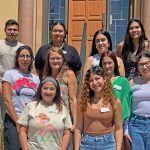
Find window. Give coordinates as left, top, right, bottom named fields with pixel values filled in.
left=49, top=0, right=65, bottom=30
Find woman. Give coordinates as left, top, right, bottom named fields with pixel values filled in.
left=83, top=30, right=125, bottom=76
left=129, top=51, right=150, bottom=150
left=35, top=22, right=82, bottom=79
left=117, top=18, right=150, bottom=79
left=18, top=77, right=72, bottom=150
left=44, top=47, right=77, bottom=128
left=44, top=47, right=77, bottom=149
left=2, top=46, right=40, bottom=150
left=75, top=66, right=123, bottom=150
left=100, top=51, right=132, bottom=150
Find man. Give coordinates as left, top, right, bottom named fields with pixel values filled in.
left=0, top=19, right=24, bottom=149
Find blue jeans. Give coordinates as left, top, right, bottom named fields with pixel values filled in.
left=129, top=115, right=150, bottom=150
left=80, top=133, right=116, bottom=150
left=4, top=113, right=21, bottom=150
left=68, top=131, right=74, bottom=150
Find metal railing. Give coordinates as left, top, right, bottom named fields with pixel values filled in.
left=77, top=22, right=87, bottom=94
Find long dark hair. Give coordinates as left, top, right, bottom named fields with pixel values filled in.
left=36, top=77, right=62, bottom=112
left=122, top=18, right=148, bottom=66
left=14, top=45, right=34, bottom=71
left=99, top=51, right=120, bottom=76
left=90, top=30, right=112, bottom=56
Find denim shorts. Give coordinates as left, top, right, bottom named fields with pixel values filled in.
left=80, top=133, right=116, bottom=150
left=129, top=114, right=150, bottom=150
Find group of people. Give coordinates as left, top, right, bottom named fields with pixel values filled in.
left=0, top=17, right=150, bottom=150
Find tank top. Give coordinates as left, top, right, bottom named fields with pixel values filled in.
left=83, top=104, right=114, bottom=135
left=57, top=70, right=70, bottom=110
left=125, top=54, right=141, bottom=80
left=93, top=54, right=100, bottom=66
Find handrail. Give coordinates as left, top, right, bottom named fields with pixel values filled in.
left=77, top=21, right=87, bottom=94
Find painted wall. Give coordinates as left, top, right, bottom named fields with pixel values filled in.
left=0, top=0, right=19, bottom=39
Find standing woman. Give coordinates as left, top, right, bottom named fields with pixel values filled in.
left=83, top=30, right=125, bottom=76
left=44, top=47, right=77, bottom=149
left=100, top=51, right=132, bottom=149
left=35, top=22, right=82, bottom=79
left=117, top=18, right=150, bottom=79
left=75, top=66, right=123, bottom=150
left=44, top=47, right=77, bottom=129
left=2, top=46, right=40, bottom=150
left=18, top=77, right=72, bottom=150
left=129, top=51, right=150, bottom=150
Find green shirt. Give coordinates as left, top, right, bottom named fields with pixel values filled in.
left=112, top=76, right=132, bottom=121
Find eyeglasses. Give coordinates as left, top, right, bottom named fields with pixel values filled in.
left=138, top=61, right=150, bottom=68
left=18, top=54, right=31, bottom=59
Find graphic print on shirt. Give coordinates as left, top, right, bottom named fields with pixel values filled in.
left=12, top=77, right=38, bottom=98
left=34, top=113, right=57, bottom=142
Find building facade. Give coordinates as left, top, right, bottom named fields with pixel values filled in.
left=0, top=0, right=150, bottom=55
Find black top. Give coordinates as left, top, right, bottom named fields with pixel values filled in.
left=35, top=42, right=82, bottom=78
left=125, top=54, right=141, bottom=80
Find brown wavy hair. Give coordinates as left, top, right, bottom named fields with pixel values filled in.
left=79, top=66, right=117, bottom=112
left=44, top=47, right=68, bottom=77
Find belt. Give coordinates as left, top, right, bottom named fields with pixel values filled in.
left=131, top=113, right=150, bottom=120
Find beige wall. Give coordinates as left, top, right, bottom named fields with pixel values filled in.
left=0, top=0, right=19, bottom=39
left=18, top=0, right=49, bottom=53
left=141, top=0, right=150, bottom=40
left=133, top=0, right=150, bottom=40
left=34, top=0, right=49, bottom=52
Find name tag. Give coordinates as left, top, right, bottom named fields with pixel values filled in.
left=63, top=51, right=67, bottom=54
left=100, top=107, right=110, bottom=113
left=114, top=85, right=122, bottom=91
left=49, top=107, right=58, bottom=113
left=49, top=109, right=58, bottom=114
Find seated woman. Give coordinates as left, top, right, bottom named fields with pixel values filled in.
left=18, top=77, right=72, bottom=150
left=2, top=46, right=40, bottom=150
left=129, top=51, right=150, bottom=150
left=83, top=30, right=125, bottom=77
left=100, top=51, right=132, bottom=150
left=75, top=66, right=123, bottom=150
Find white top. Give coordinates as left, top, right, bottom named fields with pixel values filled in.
left=2, top=69, right=40, bottom=116
left=18, top=101, right=72, bottom=150
left=0, top=39, right=24, bottom=80
left=93, top=54, right=100, bottom=66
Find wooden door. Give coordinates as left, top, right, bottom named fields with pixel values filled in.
left=68, top=0, right=106, bottom=56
